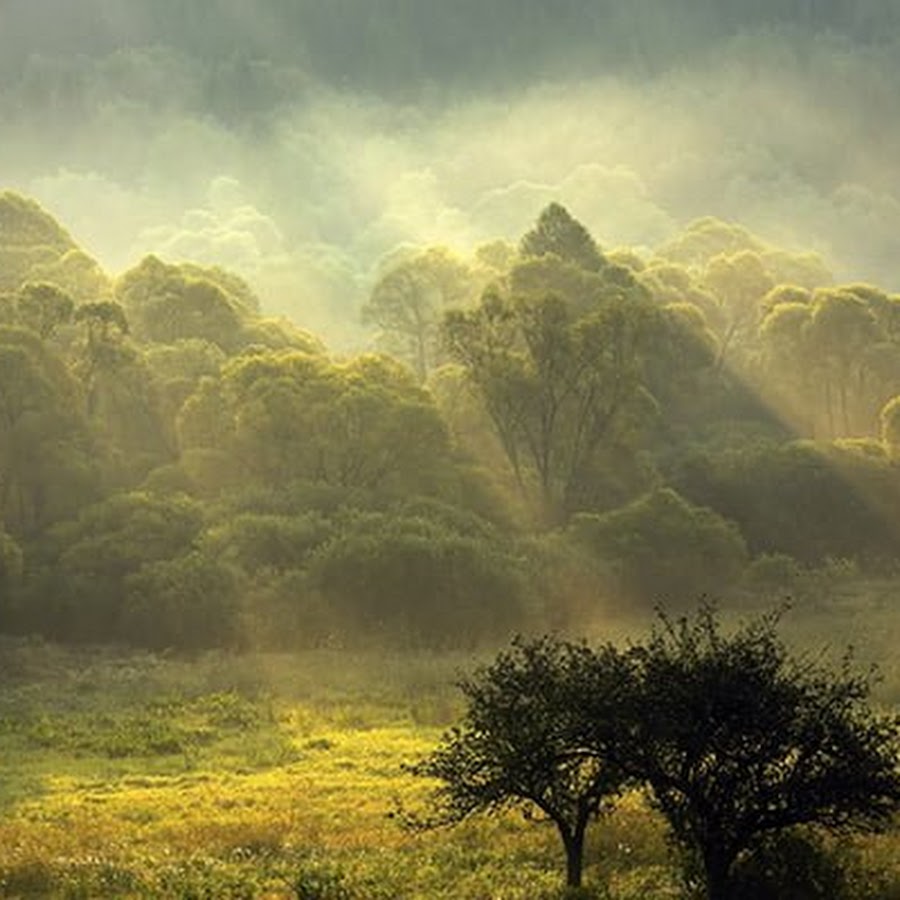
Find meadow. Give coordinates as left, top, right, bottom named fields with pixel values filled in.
left=0, top=599, right=898, bottom=899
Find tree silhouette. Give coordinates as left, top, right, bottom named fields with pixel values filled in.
left=408, top=636, right=633, bottom=888
left=625, top=606, right=900, bottom=900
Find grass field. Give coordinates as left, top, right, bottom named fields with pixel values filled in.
left=0, top=604, right=897, bottom=898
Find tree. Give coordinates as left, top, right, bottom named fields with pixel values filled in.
left=362, top=246, right=477, bottom=382
left=805, top=289, right=882, bottom=436
left=27, top=491, right=205, bottom=642
left=702, top=250, right=774, bottom=368
left=309, top=508, right=523, bottom=647
left=115, top=255, right=259, bottom=353
left=74, top=300, right=173, bottom=483
left=519, top=202, right=605, bottom=272
left=570, top=488, right=748, bottom=606
left=409, top=636, right=633, bottom=888
left=0, top=326, right=97, bottom=535
left=177, top=349, right=454, bottom=497
left=16, top=282, right=74, bottom=338
left=443, top=288, right=659, bottom=523
left=625, top=606, right=900, bottom=900
left=658, top=217, right=762, bottom=269
left=0, top=526, right=23, bottom=627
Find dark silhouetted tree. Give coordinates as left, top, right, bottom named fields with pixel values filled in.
left=409, top=636, right=633, bottom=888
left=626, top=606, right=900, bottom=900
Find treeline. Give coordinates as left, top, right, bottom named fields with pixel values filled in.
left=1, top=191, right=900, bottom=650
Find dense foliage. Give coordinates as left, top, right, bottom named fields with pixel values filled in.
left=2, top=192, right=900, bottom=649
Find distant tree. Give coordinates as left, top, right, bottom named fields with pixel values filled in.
left=74, top=300, right=173, bottom=482
left=309, top=509, right=523, bottom=646
left=0, top=192, right=80, bottom=292
left=658, top=217, right=762, bottom=269
left=626, top=606, right=900, bottom=900
left=520, top=203, right=606, bottom=272
left=409, top=636, right=633, bottom=889
left=16, top=282, right=74, bottom=338
left=30, top=491, right=205, bottom=642
left=0, top=326, right=97, bottom=534
left=444, top=288, right=659, bottom=523
left=668, top=438, right=900, bottom=565
left=178, top=349, right=453, bottom=496
left=120, top=550, right=239, bottom=650
left=702, top=250, right=774, bottom=368
left=805, top=289, right=881, bottom=436
left=74, top=299, right=129, bottom=355
left=115, top=255, right=258, bottom=353
left=29, top=248, right=111, bottom=303
left=570, top=488, right=748, bottom=606
left=362, top=246, right=477, bottom=381
left=0, top=526, right=23, bottom=626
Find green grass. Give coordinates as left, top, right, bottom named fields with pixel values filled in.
left=0, top=614, right=897, bottom=898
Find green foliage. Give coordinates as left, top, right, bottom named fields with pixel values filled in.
left=730, top=830, right=851, bottom=900
left=179, top=349, right=454, bottom=497
left=0, top=528, right=23, bottom=628
left=0, top=326, right=99, bottom=535
left=202, top=512, right=331, bottom=575
left=658, top=217, right=762, bottom=268
left=116, top=255, right=261, bottom=353
left=121, top=551, right=240, bottom=651
left=570, top=488, right=748, bottom=605
left=283, top=857, right=355, bottom=900
left=881, top=394, right=900, bottom=461
left=4, top=193, right=900, bottom=667
left=15, top=282, right=75, bottom=339
left=0, top=193, right=88, bottom=295
left=668, top=439, right=900, bottom=564
left=363, top=245, right=479, bottom=381
left=308, top=511, right=524, bottom=647
left=21, top=492, right=205, bottom=643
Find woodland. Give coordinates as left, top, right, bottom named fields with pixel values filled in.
left=2, top=191, right=900, bottom=653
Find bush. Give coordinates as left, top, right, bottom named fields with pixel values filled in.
left=309, top=512, right=524, bottom=647
left=569, top=488, right=747, bottom=606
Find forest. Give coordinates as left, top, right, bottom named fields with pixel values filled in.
left=1, top=190, right=899, bottom=653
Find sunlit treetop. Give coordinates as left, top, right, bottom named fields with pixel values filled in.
left=520, top=203, right=606, bottom=273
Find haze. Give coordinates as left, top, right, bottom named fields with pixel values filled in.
left=2, top=0, right=899, bottom=346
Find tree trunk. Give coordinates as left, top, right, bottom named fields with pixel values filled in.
left=560, top=824, right=586, bottom=888
left=702, top=846, right=735, bottom=900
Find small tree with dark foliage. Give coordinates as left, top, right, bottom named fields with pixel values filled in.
left=626, top=605, right=900, bottom=900
left=408, top=635, right=633, bottom=889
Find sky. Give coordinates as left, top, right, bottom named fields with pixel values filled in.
left=1, top=0, right=899, bottom=345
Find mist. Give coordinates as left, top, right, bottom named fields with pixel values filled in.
left=3, top=1, right=900, bottom=347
